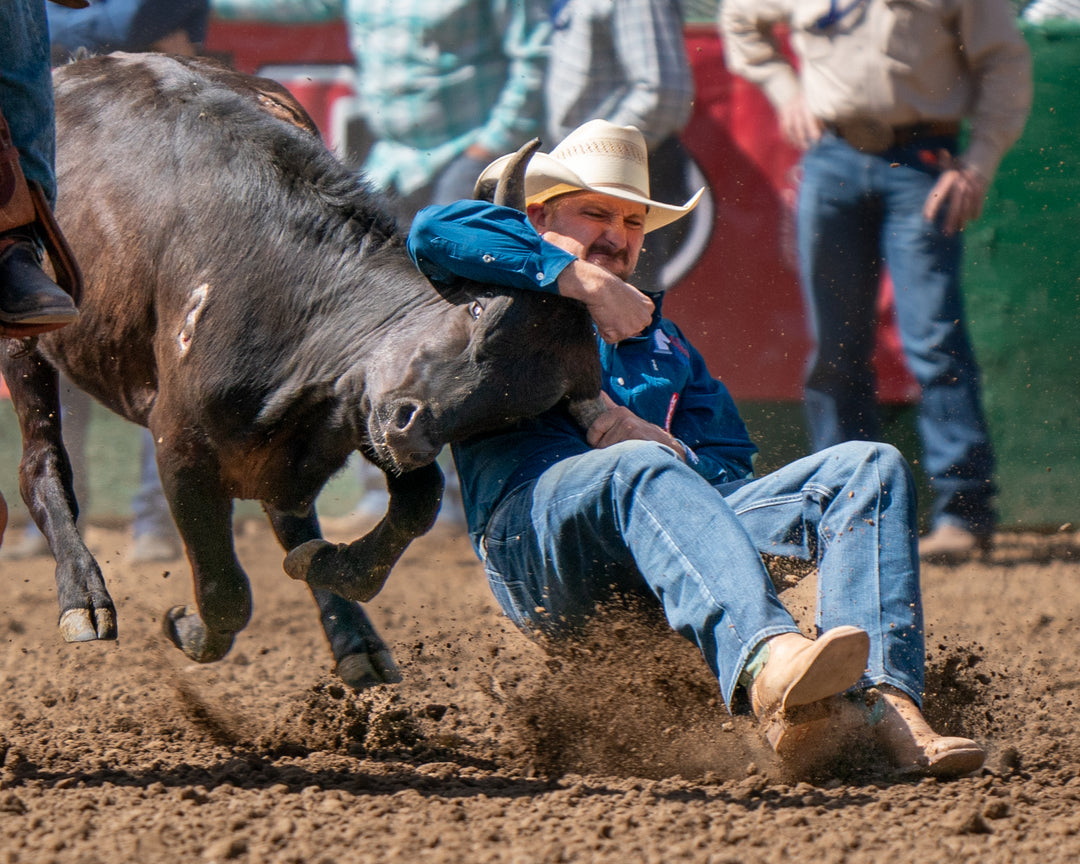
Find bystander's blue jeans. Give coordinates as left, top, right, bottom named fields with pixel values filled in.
left=479, top=439, right=924, bottom=710
left=0, top=0, right=57, bottom=204
left=132, top=427, right=176, bottom=540
left=797, top=132, right=996, bottom=536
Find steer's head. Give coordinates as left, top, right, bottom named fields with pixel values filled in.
left=362, top=140, right=601, bottom=473
left=364, top=275, right=600, bottom=473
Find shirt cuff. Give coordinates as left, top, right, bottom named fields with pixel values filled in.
left=535, top=241, right=577, bottom=290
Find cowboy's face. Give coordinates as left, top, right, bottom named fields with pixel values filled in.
left=528, top=192, right=646, bottom=282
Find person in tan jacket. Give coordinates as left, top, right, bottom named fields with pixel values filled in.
left=721, top=0, right=1032, bottom=562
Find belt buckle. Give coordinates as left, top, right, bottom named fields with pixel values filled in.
left=838, top=118, right=894, bottom=153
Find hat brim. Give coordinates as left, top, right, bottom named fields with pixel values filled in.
left=476, top=152, right=703, bottom=234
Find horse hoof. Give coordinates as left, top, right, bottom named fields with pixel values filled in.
left=336, top=650, right=402, bottom=690
left=59, top=607, right=117, bottom=642
left=162, top=604, right=234, bottom=662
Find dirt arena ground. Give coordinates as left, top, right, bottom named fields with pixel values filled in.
left=2, top=518, right=1080, bottom=863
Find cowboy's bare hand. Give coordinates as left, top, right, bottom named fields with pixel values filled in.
left=555, top=257, right=653, bottom=343
left=778, top=94, right=823, bottom=151
left=923, top=155, right=989, bottom=236
left=586, top=393, right=685, bottom=458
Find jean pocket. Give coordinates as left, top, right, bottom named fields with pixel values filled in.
left=484, top=565, right=536, bottom=631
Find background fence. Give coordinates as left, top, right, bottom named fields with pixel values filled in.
left=2, top=20, right=1076, bottom=530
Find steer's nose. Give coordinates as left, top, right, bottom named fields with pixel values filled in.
left=389, top=399, right=423, bottom=435
left=381, top=398, right=439, bottom=468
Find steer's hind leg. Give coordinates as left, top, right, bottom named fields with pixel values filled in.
left=264, top=506, right=401, bottom=690
left=0, top=343, right=116, bottom=641
left=155, top=443, right=250, bottom=663
left=283, top=461, right=443, bottom=603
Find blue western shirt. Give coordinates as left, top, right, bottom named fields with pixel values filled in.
left=407, top=200, right=757, bottom=547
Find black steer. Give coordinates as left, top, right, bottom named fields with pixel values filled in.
left=0, top=53, right=601, bottom=688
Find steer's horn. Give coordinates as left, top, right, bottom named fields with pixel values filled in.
left=473, top=138, right=541, bottom=212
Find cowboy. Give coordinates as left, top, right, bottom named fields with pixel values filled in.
left=404, top=119, right=986, bottom=776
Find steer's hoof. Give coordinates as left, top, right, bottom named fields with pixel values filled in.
left=283, top=540, right=390, bottom=603
left=283, top=539, right=333, bottom=582
left=162, top=604, right=234, bottom=663
left=336, top=650, right=403, bottom=691
left=59, top=606, right=117, bottom=642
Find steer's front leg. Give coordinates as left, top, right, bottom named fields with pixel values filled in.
left=264, top=505, right=402, bottom=690
left=154, top=432, right=251, bottom=664
left=1, top=343, right=116, bottom=642
left=283, top=461, right=443, bottom=602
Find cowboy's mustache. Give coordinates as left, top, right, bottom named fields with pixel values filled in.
left=587, top=241, right=629, bottom=264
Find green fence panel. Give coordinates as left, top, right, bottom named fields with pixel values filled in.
left=961, top=22, right=1080, bottom=527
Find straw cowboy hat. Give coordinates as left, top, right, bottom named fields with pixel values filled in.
left=476, top=119, right=704, bottom=234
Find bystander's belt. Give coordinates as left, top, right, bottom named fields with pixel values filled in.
left=824, top=119, right=961, bottom=153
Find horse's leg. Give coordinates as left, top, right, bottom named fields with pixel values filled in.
left=0, top=341, right=115, bottom=640
left=154, top=428, right=250, bottom=663
left=263, top=505, right=401, bottom=690
left=282, top=460, right=443, bottom=603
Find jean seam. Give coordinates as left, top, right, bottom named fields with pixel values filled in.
left=613, top=455, right=797, bottom=708
left=867, top=453, right=887, bottom=679
left=611, top=463, right=726, bottom=615
left=731, top=482, right=835, bottom=519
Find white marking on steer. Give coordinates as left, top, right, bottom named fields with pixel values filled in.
left=177, top=283, right=210, bottom=358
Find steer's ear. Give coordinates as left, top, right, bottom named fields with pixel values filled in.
left=472, top=138, right=541, bottom=212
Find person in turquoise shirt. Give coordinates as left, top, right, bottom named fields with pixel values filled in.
left=404, top=119, right=988, bottom=778
left=212, top=0, right=544, bottom=528
left=344, top=0, right=549, bottom=223
left=210, top=0, right=548, bottom=223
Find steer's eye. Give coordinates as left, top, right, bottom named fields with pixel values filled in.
left=468, top=300, right=484, bottom=320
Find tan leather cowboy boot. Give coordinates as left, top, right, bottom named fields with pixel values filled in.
left=749, top=626, right=870, bottom=763
left=869, top=685, right=986, bottom=777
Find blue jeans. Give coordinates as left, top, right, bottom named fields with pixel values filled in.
left=479, top=439, right=924, bottom=709
left=0, top=0, right=56, bottom=204
left=797, top=132, right=996, bottom=535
